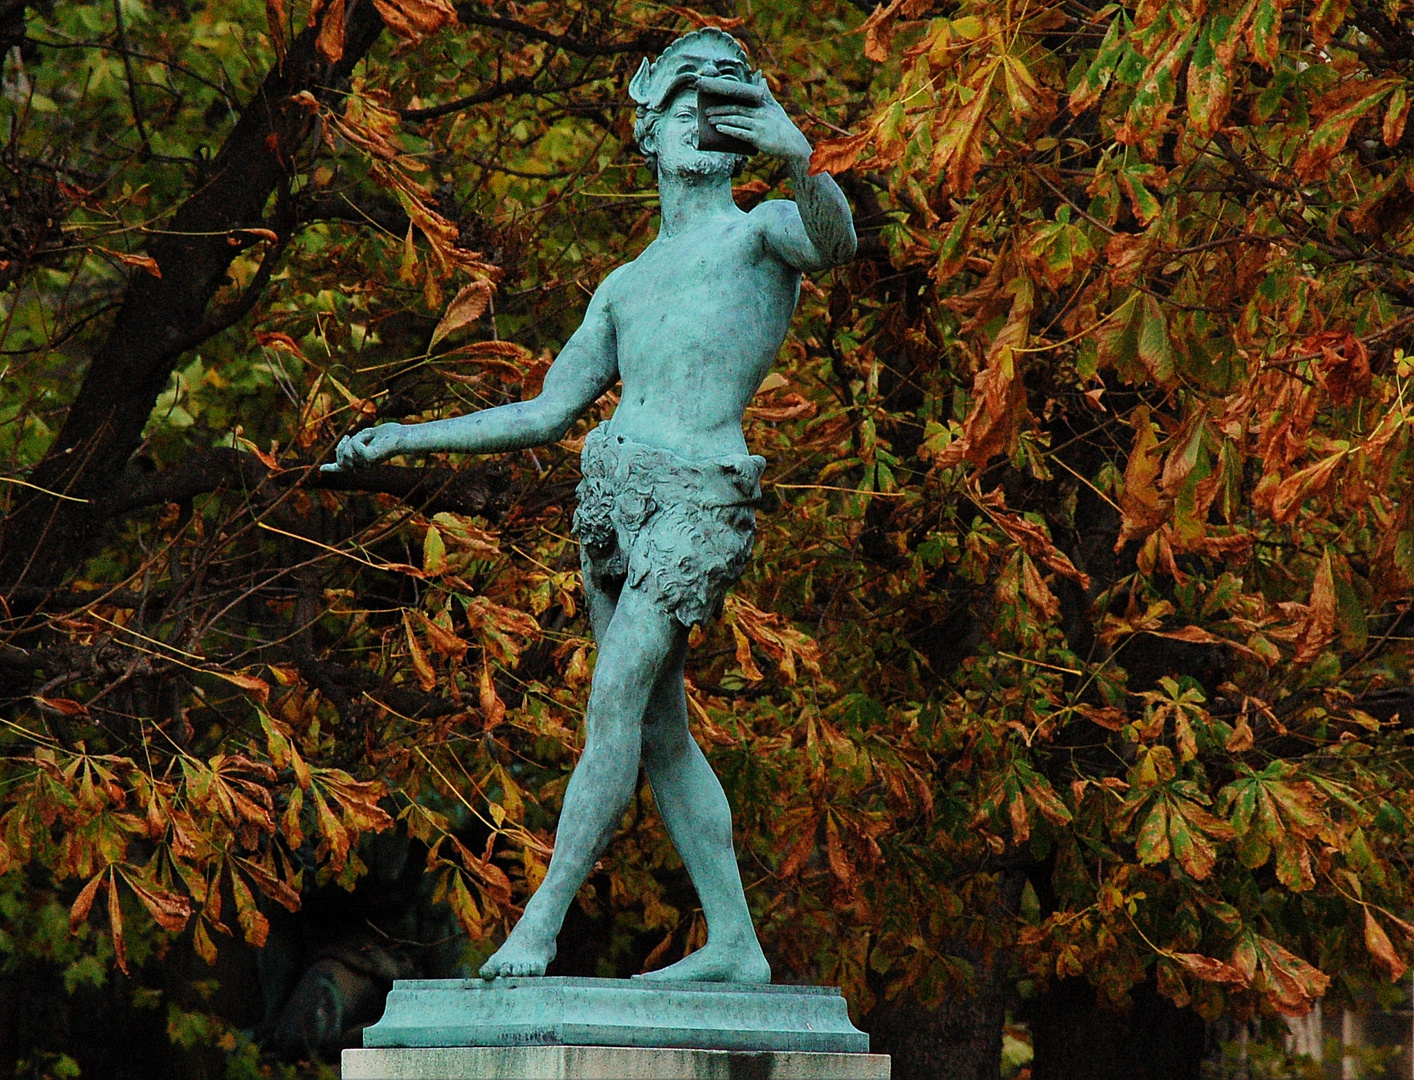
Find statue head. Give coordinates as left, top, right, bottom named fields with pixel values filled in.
left=629, top=28, right=759, bottom=178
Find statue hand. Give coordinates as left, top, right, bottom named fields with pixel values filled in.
left=699, top=76, right=811, bottom=165
left=320, top=423, right=404, bottom=473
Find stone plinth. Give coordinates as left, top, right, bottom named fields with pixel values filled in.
left=341, top=1045, right=891, bottom=1078
left=360, top=977, right=871, bottom=1054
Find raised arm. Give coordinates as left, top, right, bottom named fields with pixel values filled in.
left=699, top=76, right=856, bottom=271
left=322, top=273, right=620, bottom=472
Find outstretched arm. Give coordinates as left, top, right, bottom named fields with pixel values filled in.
left=322, top=274, right=620, bottom=472
left=699, top=76, right=856, bottom=271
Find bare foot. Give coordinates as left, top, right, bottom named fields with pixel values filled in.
left=479, top=922, right=558, bottom=978
left=634, top=940, right=771, bottom=984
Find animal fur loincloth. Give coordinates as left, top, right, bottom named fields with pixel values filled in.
left=572, top=425, right=766, bottom=627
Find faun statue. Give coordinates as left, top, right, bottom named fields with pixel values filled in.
left=324, top=28, right=856, bottom=983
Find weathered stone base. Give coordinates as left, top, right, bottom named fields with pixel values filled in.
left=341, top=1045, right=892, bottom=1079
left=361, top=977, right=869, bottom=1054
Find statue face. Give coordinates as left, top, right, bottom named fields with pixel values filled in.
left=648, top=88, right=738, bottom=181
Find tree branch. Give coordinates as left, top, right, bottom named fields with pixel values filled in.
left=96, top=447, right=503, bottom=519
left=1, top=0, right=389, bottom=594
left=400, top=74, right=537, bottom=122
left=453, top=5, right=670, bottom=57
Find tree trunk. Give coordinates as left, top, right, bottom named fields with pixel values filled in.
left=864, top=948, right=1014, bottom=1080
left=0, top=0, right=386, bottom=595
left=864, top=868, right=1025, bottom=1080
left=1028, top=978, right=1206, bottom=1080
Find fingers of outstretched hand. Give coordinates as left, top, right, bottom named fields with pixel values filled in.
left=327, top=432, right=373, bottom=472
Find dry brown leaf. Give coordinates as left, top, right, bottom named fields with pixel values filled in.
left=1293, top=550, right=1336, bottom=665
left=104, top=249, right=161, bottom=277
left=430, top=281, right=494, bottom=347
left=213, top=671, right=271, bottom=704
left=315, top=0, right=344, bottom=61
left=1365, top=908, right=1407, bottom=981
left=809, top=129, right=873, bottom=176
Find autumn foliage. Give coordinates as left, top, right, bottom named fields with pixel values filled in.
left=3, top=0, right=1414, bottom=1071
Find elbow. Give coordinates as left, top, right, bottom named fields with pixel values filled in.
left=836, top=227, right=858, bottom=265
left=527, top=399, right=578, bottom=444
left=821, top=227, right=856, bottom=270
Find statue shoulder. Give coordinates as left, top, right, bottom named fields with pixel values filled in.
left=595, top=261, right=635, bottom=304
left=745, top=198, right=809, bottom=266
left=746, top=197, right=803, bottom=229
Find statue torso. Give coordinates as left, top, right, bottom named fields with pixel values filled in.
left=603, top=206, right=800, bottom=460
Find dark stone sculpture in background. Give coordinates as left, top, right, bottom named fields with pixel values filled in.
left=323, top=28, right=856, bottom=984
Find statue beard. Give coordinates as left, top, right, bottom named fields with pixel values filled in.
left=663, top=148, right=739, bottom=181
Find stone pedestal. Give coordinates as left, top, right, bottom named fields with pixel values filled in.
left=342, top=1045, right=891, bottom=1078
left=341, top=977, right=889, bottom=1078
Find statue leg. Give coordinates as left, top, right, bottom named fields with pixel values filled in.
left=479, top=581, right=684, bottom=978
left=636, top=653, right=772, bottom=984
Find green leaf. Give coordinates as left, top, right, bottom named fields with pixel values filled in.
left=1137, top=799, right=1171, bottom=864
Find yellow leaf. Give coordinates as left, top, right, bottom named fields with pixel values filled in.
left=404, top=613, right=437, bottom=691
left=423, top=525, right=447, bottom=575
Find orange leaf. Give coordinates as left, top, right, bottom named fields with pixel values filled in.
left=412, top=610, right=469, bottom=661
left=404, top=613, right=437, bottom=692
left=1270, top=451, right=1345, bottom=525
left=70, top=871, right=105, bottom=931
left=934, top=66, right=997, bottom=196
left=479, top=660, right=506, bottom=728
left=824, top=814, right=856, bottom=890
left=1019, top=554, right=1060, bottom=618
left=1366, top=909, right=1407, bottom=981
left=121, top=870, right=193, bottom=934
left=666, top=6, right=745, bottom=29
left=1385, top=87, right=1410, bottom=148
left=35, top=696, right=89, bottom=717
left=1173, top=952, right=1251, bottom=986
left=937, top=283, right=1033, bottom=468
left=103, top=249, right=161, bottom=278
left=108, top=868, right=128, bottom=974
left=641, top=931, right=676, bottom=973
left=730, top=622, right=766, bottom=682
left=370, top=0, right=457, bottom=42
left=1115, top=406, right=1168, bottom=550
left=777, top=812, right=820, bottom=878
left=809, top=129, right=872, bottom=176
left=430, top=281, right=494, bottom=347
left=447, top=871, right=484, bottom=939
left=988, top=502, right=1091, bottom=588
left=255, top=330, right=305, bottom=359
left=1293, top=550, right=1336, bottom=665
left=266, top=0, right=288, bottom=66
left=315, top=0, right=344, bottom=61
left=1076, top=704, right=1127, bottom=731
left=229, top=868, right=270, bottom=947
left=861, top=0, right=907, bottom=61
left=213, top=670, right=271, bottom=704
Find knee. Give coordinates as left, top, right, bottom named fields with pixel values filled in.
left=642, top=719, right=689, bottom=764
left=587, top=657, right=658, bottom=719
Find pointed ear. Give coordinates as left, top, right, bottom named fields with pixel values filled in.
left=628, top=58, right=653, bottom=104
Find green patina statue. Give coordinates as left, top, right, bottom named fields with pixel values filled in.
left=324, top=29, right=856, bottom=984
